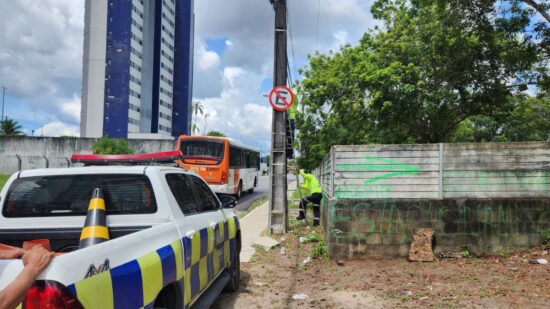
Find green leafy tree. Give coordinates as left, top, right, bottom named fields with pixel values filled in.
left=0, top=117, right=24, bottom=136
left=206, top=130, right=226, bottom=137
left=92, top=137, right=134, bottom=155
left=296, top=0, right=549, bottom=170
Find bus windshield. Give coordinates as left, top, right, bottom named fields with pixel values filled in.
left=181, top=139, right=225, bottom=164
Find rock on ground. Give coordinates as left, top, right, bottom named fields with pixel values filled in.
left=409, top=228, right=435, bottom=262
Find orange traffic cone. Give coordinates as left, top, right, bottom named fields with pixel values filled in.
left=79, top=188, right=109, bottom=249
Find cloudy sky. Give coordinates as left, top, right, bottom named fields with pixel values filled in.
left=0, top=0, right=375, bottom=153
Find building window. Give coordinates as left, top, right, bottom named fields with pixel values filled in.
left=160, top=87, right=173, bottom=98
left=159, top=124, right=171, bottom=133
left=129, top=103, right=141, bottom=113
left=160, top=112, right=172, bottom=121
left=128, top=117, right=140, bottom=125
left=160, top=99, right=173, bottom=109
left=130, top=89, right=141, bottom=99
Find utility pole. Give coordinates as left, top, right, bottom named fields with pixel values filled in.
left=268, top=0, right=288, bottom=234
left=1, top=87, right=6, bottom=122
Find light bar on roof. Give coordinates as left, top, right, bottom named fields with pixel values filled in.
left=71, top=151, right=183, bottom=165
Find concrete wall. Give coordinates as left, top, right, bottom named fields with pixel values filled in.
left=0, top=136, right=176, bottom=175
left=319, top=142, right=550, bottom=258
left=327, top=198, right=549, bottom=258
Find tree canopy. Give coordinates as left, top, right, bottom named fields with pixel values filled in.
left=92, top=137, right=134, bottom=155
left=206, top=131, right=226, bottom=137
left=0, top=117, right=24, bottom=136
left=295, top=0, right=549, bottom=170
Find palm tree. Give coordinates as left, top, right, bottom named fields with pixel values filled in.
left=189, top=101, right=204, bottom=135
left=190, top=123, right=200, bottom=135
left=0, top=117, right=24, bottom=136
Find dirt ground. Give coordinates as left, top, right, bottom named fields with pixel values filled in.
left=212, top=222, right=549, bottom=309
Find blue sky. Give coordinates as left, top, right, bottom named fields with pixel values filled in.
left=1, top=0, right=546, bottom=153
left=0, top=0, right=376, bottom=151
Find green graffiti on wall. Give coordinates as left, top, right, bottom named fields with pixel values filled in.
left=335, top=156, right=421, bottom=198
left=443, top=171, right=550, bottom=192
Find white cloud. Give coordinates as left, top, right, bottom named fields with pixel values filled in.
left=60, top=94, right=81, bottom=123
left=192, top=0, right=375, bottom=152
left=35, top=121, right=79, bottom=137
left=0, top=0, right=84, bottom=130
left=196, top=42, right=221, bottom=72
left=193, top=65, right=272, bottom=152
left=0, top=0, right=374, bottom=145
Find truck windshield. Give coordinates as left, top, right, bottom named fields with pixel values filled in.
left=181, top=139, right=224, bottom=164
left=2, top=174, right=157, bottom=217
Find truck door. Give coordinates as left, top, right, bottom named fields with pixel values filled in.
left=164, top=173, right=226, bottom=307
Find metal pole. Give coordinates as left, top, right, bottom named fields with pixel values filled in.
left=1, top=87, right=6, bottom=122
left=269, top=0, right=288, bottom=234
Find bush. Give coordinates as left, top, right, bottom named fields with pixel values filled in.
left=92, top=137, right=134, bottom=155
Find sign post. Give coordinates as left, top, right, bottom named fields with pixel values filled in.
left=269, top=0, right=289, bottom=235
left=269, top=86, right=295, bottom=111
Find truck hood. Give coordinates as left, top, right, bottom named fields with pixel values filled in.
left=0, top=259, right=24, bottom=291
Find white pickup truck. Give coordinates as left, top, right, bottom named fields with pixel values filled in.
left=0, top=159, right=241, bottom=309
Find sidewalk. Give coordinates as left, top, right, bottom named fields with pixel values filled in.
left=239, top=181, right=298, bottom=262
left=239, top=201, right=270, bottom=262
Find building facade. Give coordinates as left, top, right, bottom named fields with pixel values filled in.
left=81, top=0, right=194, bottom=139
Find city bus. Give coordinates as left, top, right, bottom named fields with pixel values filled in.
left=176, top=135, right=260, bottom=199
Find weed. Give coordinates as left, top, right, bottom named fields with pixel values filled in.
left=460, top=247, right=470, bottom=258
left=301, top=234, right=322, bottom=243
left=310, top=240, right=328, bottom=259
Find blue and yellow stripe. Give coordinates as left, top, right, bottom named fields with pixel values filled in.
left=66, top=215, right=240, bottom=309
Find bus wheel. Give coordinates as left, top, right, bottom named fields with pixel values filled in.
left=235, top=182, right=242, bottom=200
left=248, top=177, right=256, bottom=193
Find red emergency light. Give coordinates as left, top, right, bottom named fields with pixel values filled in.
left=71, top=151, right=183, bottom=165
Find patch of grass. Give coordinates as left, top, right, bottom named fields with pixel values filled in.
left=460, top=247, right=470, bottom=258
left=310, top=240, right=328, bottom=259
left=0, top=174, right=9, bottom=191
left=301, top=234, right=322, bottom=243
left=237, top=196, right=268, bottom=219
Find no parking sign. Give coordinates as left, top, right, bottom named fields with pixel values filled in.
left=268, top=86, right=295, bottom=111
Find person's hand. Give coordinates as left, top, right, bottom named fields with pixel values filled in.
left=22, top=246, right=54, bottom=277
left=0, top=248, right=25, bottom=259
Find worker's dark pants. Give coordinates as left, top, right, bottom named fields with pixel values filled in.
left=298, top=193, right=322, bottom=225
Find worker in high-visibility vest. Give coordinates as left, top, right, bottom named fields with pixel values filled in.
left=297, top=169, right=322, bottom=226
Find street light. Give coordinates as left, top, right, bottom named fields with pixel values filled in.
left=1, top=86, right=6, bottom=122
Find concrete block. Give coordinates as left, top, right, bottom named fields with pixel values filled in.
left=331, top=243, right=348, bottom=258
left=398, top=245, right=409, bottom=257
left=382, top=233, right=408, bottom=245
left=383, top=245, right=400, bottom=257
left=366, top=233, right=381, bottom=245
left=511, top=234, right=530, bottom=247
left=253, top=237, right=279, bottom=251
left=351, top=243, right=367, bottom=256
left=528, top=234, right=543, bottom=247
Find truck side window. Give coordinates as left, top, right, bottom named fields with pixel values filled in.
left=189, top=175, right=220, bottom=212
left=166, top=174, right=198, bottom=215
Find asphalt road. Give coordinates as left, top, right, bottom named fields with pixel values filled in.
left=234, top=173, right=300, bottom=211
left=235, top=175, right=269, bottom=211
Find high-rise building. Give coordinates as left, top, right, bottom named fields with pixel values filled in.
left=80, top=0, right=194, bottom=139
